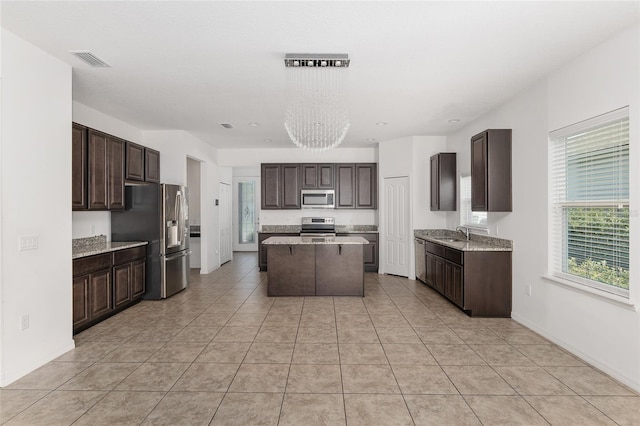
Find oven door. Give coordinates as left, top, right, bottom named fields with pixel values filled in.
left=301, top=190, right=335, bottom=209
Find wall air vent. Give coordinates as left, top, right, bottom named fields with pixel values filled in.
left=219, top=123, right=234, bottom=129
left=69, top=51, right=111, bottom=67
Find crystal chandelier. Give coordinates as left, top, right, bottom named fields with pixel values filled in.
left=284, top=54, right=350, bottom=152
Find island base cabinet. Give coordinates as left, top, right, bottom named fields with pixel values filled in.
left=267, top=245, right=316, bottom=296
left=316, top=245, right=364, bottom=296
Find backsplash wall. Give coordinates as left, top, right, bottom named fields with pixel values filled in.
left=72, top=211, right=111, bottom=240
left=260, top=209, right=377, bottom=227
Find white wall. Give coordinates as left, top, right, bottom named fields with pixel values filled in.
left=378, top=136, right=448, bottom=278
left=445, top=25, right=640, bottom=391
left=143, top=130, right=221, bottom=273
left=0, top=29, right=75, bottom=386
left=187, top=158, right=201, bottom=225
left=219, top=147, right=379, bottom=227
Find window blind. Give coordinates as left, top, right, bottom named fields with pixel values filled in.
left=549, top=107, right=629, bottom=297
left=460, top=175, right=487, bottom=229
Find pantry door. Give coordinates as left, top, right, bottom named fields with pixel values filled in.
left=384, top=176, right=410, bottom=277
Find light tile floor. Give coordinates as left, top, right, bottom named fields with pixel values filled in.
left=1, top=252, right=639, bottom=425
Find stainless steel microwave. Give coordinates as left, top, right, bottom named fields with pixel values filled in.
left=301, top=189, right=335, bottom=209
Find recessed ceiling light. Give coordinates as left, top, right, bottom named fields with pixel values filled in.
left=219, top=123, right=234, bottom=129
left=249, top=122, right=260, bottom=127
left=264, top=138, right=272, bottom=143
left=313, top=122, right=323, bottom=126
left=366, top=138, right=377, bottom=142
left=448, top=119, right=461, bottom=123
left=376, top=122, right=388, bottom=126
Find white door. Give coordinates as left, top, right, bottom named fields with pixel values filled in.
left=384, top=176, right=410, bottom=276
left=232, top=177, right=260, bottom=251
left=219, top=182, right=232, bottom=264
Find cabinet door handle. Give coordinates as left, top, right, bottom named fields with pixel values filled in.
left=289, top=246, right=293, bottom=255
left=339, top=245, right=342, bottom=255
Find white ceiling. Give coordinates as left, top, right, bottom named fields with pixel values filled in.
left=2, top=1, right=638, bottom=149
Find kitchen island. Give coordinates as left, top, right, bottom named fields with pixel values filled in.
left=263, top=236, right=368, bottom=296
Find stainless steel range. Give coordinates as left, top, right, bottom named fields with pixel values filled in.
left=300, top=217, right=336, bottom=237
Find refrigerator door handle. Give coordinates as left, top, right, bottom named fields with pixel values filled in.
left=176, top=191, right=182, bottom=245
left=165, top=250, right=190, bottom=261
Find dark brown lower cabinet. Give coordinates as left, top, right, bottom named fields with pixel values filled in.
left=90, top=269, right=112, bottom=318
left=113, top=264, right=132, bottom=309
left=132, top=260, right=146, bottom=299
left=72, top=269, right=112, bottom=330
left=433, top=256, right=445, bottom=294
left=444, top=262, right=463, bottom=307
left=72, top=275, right=90, bottom=328
left=419, top=238, right=511, bottom=317
left=73, top=245, right=146, bottom=334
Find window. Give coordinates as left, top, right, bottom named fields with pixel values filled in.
left=550, top=107, right=629, bottom=297
left=460, top=174, right=487, bottom=229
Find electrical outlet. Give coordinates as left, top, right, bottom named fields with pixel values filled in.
left=215, top=249, right=219, bottom=254
left=18, top=235, right=39, bottom=251
left=90, top=224, right=96, bottom=234
left=20, top=314, right=29, bottom=331
left=526, top=284, right=532, bottom=296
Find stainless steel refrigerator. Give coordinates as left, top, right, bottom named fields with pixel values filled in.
left=111, top=183, right=190, bottom=299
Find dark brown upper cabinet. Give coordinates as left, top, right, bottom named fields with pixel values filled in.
left=75, top=123, right=158, bottom=210
left=87, top=130, right=125, bottom=211
left=301, top=163, right=335, bottom=189
left=72, top=123, right=88, bottom=210
left=355, top=163, right=377, bottom=209
left=430, top=153, right=457, bottom=211
left=471, top=129, right=512, bottom=212
left=335, top=164, right=356, bottom=208
left=125, top=142, right=145, bottom=181
left=127, top=143, right=160, bottom=183
left=145, top=148, right=160, bottom=183
left=107, top=137, right=125, bottom=210
left=328, top=163, right=378, bottom=209
left=261, top=162, right=376, bottom=210
left=87, top=130, right=109, bottom=210
left=261, top=163, right=301, bottom=209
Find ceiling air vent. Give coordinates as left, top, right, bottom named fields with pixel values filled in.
left=69, top=51, right=111, bottom=67
left=219, top=123, right=234, bottom=129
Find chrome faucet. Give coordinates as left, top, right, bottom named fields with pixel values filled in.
left=456, top=225, right=470, bottom=241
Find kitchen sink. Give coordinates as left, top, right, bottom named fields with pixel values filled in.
left=433, top=237, right=464, bottom=242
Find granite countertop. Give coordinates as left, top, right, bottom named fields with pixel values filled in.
left=335, top=225, right=378, bottom=233
left=262, top=236, right=369, bottom=245
left=259, top=225, right=378, bottom=234
left=414, top=229, right=512, bottom=252
left=72, top=235, right=148, bottom=259
left=260, top=225, right=301, bottom=233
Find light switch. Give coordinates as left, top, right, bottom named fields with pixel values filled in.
left=19, top=235, right=39, bottom=251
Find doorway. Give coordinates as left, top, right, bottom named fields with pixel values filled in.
left=383, top=176, right=410, bottom=277
left=186, top=158, right=201, bottom=269
left=219, top=182, right=232, bottom=264
left=232, top=176, right=260, bottom=252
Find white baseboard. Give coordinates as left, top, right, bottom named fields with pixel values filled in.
left=512, top=313, right=640, bottom=393
left=0, top=339, right=76, bottom=387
